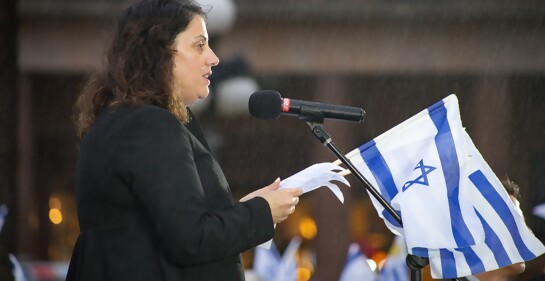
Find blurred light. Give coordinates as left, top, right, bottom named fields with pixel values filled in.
left=297, top=267, right=312, bottom=281
left=216, top=77, right=259, bottom=116
left=298, top=217, right=317, bottom=240
left=49, top=208, right=63, bottom=225
left=371, top=251, right=387, bottom=265
left=367, top=258, right=378, bottom=271
left=378, top=258, right=387, bottom=271
left=349, top=201, right=367, bottom=238
left=368, top=233, right=389, bottom=249
left=196, top=0, right=236, bottom=35
left=49, top=197, right=61, bottom=210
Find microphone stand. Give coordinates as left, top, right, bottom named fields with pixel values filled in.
left=299, top=106, right=464, bottom=281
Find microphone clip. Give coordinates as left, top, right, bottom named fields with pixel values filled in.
left=299, top=105, right=324, bottom=124
left=306, top=121, right=332, bottom=145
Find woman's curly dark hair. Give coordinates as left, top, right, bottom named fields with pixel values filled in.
left=75, top=0, right=205, bottom=139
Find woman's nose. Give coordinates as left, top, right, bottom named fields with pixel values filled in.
left=207, top=50, right=220, bottom=67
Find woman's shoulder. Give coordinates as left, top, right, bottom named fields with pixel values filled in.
left=121, top=104, right=177, bottom=120
left=98, top=104, right=187, bottom=138
left=106, top=104, right=177, bottom=124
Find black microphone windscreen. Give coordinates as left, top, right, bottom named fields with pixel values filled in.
left=248, top=90, right=282, bottom=120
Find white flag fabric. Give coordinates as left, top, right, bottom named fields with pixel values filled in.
left=254, top=237, right=301, bottom=281
left=377, top=236, right=409, bottom=281
left=339, top=243, right=376, bottom=281
left=346, top=94, right=545, bottom=278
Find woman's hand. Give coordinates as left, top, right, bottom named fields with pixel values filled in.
left=240, top=178, right=303, bottom=224
left=259, top=187, right=302, bottom=224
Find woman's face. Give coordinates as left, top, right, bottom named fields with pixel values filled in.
left=172, top=15, right=219, bottom=105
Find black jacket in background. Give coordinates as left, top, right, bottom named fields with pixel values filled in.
left=66, top=105, right=274, bottom=281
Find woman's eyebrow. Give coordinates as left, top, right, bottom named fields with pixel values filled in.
left=194, top=35, right=208, bottom=41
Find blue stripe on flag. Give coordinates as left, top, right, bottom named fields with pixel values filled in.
left=359, top=141, right=402, bottom=228
left=359, top=140, right=399, bottom=202
left=438, top=246, right=486, bottom=278
left=457, top=247, right=486, bottom=276
left=475, top=208, right=512, bottom=267
left=469, top=170, right=536, bottom=260
left=382, top=209, right=403, bottom=228
left=412, top=247, right=429, bottom=258
left=429, top=101, right=476, bottom=247
left=440, top=249, right=457, bottom=277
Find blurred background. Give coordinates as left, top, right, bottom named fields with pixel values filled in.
left=1, top=0, right=545, bottom=280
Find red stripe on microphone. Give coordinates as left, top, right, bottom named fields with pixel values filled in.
left=282, top=98, right=290, bottom=112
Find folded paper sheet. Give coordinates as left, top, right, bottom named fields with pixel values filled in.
left=259, top=163, right=350, bottom=249
left=279, top=162, right=349, bottom=203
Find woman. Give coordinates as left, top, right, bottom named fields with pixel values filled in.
left=66, top=0, right=302, bottom=280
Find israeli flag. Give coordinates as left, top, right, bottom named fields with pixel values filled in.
left=346, top=95, right=545, bottom=279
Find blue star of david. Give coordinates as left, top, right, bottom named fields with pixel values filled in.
left=402, top=159, right=436, bottom=192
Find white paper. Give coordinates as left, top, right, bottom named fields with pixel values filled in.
left=258, top=162, right=350, bottom=249
left=279, top=162, right=349, bottom=203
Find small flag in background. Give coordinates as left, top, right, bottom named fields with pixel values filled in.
left=377, top=236, right=409, bottom=281
left=254, top=237, right=301, bottom=281
left=339, top=243, right=376, bottom=281
left=0, top=204, right=7, bottom=233
left=344, top=95, right=545, bottom=279
left=253, top=241, right=281, bottom=281
left=533, top=203, right=545, bottom=220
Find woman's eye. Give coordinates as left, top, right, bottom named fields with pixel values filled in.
left=197, top=42, right=205, bottom=49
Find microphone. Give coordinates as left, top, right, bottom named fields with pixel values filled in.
left=248, top=90, right=365, bottom=123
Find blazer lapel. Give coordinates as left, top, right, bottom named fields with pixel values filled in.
left=184, top=108, right=212, bottom=153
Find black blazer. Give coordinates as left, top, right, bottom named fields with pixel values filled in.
left=66, top=105, right=274, bottom=281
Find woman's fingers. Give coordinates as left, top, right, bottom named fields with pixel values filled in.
left=259, top=187, right=303, bottom=224
left=263, top=177, right=281, bottom=191
left=289, top=188, right=303, bottom=197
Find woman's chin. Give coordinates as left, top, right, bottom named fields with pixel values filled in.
left=183, top=93, right=208, bottom=105
left=198, top=91, right=210, bottom=101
